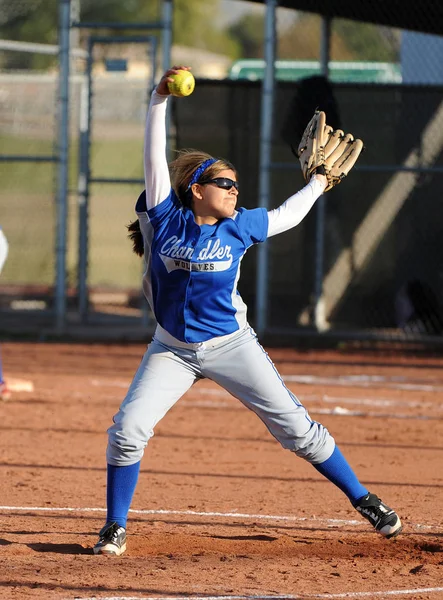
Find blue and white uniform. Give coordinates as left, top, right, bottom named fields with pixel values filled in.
left=106, top=90, right=335, bottom=467
left=138, top=91, right=326, bottom=344
left=137, top=188, right=267, bottom=342
left=97, top=86, right=401, bottom=548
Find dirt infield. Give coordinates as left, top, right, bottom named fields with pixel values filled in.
left=1, top=341, right=443, bottom=600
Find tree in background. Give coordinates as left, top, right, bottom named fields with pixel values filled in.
left=0, top=0, right=58, bottom=69
left=227, top=13, right=264, bottom=59
left=333, top=19, right=399, bottom=62
left=0, top=0, right=239, bottom=70
left=173, top=0, right=239, bottom=56
left=0, top=1, right=399, bottom=71
left=279, top=13, right=399, bottom=62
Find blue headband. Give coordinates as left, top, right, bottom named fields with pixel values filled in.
left=186, top=158, right=217, bottom=191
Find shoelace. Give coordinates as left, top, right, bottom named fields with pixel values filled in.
left=102, top=524, right=122, bottom=542
left=360, top=505, right=392, bottom=525
left=361, top=507, right=382, bottom=521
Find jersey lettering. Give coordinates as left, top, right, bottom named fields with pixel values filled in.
left=197, top=238, right=232, bottom=261
left=160, top=254, right=232, bottom=273
left=159, top=235, right=233, bottom=273
left=160, top=236, right=194, bottom=259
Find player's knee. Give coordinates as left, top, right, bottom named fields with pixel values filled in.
left=106, top=417, right=153, bottom=462
left=109, top=409, right=154, bottom=441
left=290, top=437, right=335, bottom=463
left=106, top=432, right=148, bottom=464
left=277, top=423, right=335, bottom=463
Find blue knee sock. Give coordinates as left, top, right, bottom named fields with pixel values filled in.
left=106, top=462, right=141, bottom=529
left=313, top=446, right=368, bottom=505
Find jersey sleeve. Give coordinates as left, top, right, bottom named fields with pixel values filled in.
left=136, top=188, right=181, bottom=228
left=266, top=177, right=326, bottom=238
left=235, top=207, right=269, bottom=247
left=143, top=90, right=172, bottom=210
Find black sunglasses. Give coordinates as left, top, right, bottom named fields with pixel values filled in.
left=201, top=177, right=239, bottom=191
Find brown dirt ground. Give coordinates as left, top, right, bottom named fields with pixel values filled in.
left=1, top=341, right=443, bottom=599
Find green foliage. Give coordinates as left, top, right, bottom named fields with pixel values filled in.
left=77, top=0, right=159, bottom=22
left=278, top=14, right=322, bottom=60
left=228, top=13, right=265, bottom=59
left=172, top=0, right=239, bottom=56
left=0, top=0, right=58, bottom=69
left=333, top=20, right=399, bottom=62
left=0, top=0, right=57, bottom=44
left=279, top=13, right=399, bottom=62
left=0, top=0, right=241, bottom=69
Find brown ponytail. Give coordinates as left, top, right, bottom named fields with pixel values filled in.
left=127, top=219, right=144, bottom=256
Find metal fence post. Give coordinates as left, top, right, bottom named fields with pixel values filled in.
left=77, top=38, right=93, bottom=321
left=255, top=0, right=277, bottom=336
left=162, top=0, right=174, bottom=161
left=313, top=15, right=331, bottom=332
left=55, top=0, right=71, bottom=332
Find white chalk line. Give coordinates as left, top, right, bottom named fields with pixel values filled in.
left=182, top=388, right=443, bottom=420
left=189, top=388, right=443, bottom=410
left=6, top=377, right=34, bottom=392
left=3, top=505, right=439, bottom=600
left=72, top=589, right=443, bottom=600
left=91, top=379, right=443, bottom=409
left=90, top=380, right=443, bottom=421
left=0, top=505, right=439, bottom=532
left=316, top=394, right=442, bottom=409
left=180, top=398, right=441, bottom=421
left=284, top=374, right=443, bottom=392
left=3, top=368, right=440, bottom=600
left=91, top=374, right=443, bottom=393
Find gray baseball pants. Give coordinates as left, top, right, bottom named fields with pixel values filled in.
left=106, top=326, right=335, bottom=466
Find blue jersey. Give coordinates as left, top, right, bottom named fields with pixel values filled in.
left=136, top=190, right=268, bottom=343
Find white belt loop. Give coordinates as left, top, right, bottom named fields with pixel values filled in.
left=154, top=324, right=243, bottom=350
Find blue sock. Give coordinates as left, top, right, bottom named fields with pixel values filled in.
left=313, top=446, right=368, bottom=505
left=106, top=462, right=141, bottom=529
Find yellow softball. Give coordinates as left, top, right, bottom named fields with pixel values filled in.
left=168, top=70, right=195, bottom=97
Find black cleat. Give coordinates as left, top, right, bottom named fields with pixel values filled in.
left=93, top=521, right=127, bottom=556
left=354, top=493, right=402, bottom=539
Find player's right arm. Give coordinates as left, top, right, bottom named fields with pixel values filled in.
left=143, top=87, right=171, bottom=210
left=143, top=67, right=191, bottom=211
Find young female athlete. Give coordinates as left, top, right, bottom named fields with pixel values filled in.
left=93, top=66, right=402, bottom=556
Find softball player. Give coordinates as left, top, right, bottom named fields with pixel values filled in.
left=93, top=67, right=402, bottom=556
left=0, top=226, right=10, bottom=401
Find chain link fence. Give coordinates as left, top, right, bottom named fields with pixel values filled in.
left=173, top=78, right=443, bottom=342
left=1, top=5, right=443, bottom=344
left=0, top=54, right=58, bottom=308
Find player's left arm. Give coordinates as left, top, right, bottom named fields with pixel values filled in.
left=266, top=174, right=327, bottom=238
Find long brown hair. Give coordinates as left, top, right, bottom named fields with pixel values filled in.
left=127, top=219, right=144, bottom=256
left=127, top=149, right=237, bottom=256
